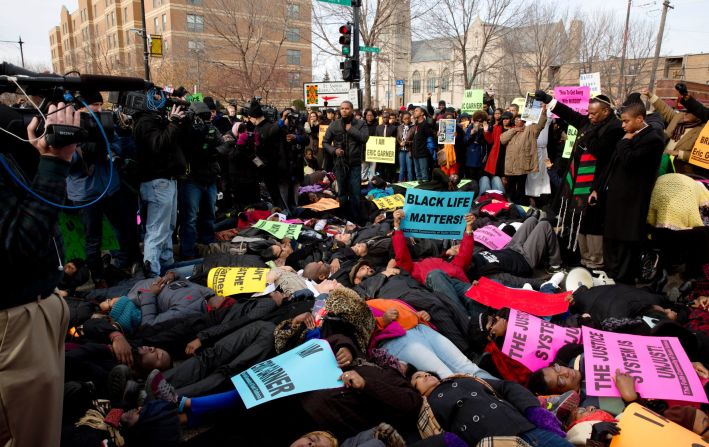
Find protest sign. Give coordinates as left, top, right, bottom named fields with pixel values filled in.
left=438, top=119, right=457, bottom=144
left=521, top=92, right=543, bottom=124
left=689, top=122, right=709, bottom=170
left=562, top=126, right=578, bottom=159
left=232, top=339, right=343, bottom=409
left=465, top=277, right=571, bottom=316
left=553, top=86, right=590, bottom=116
left=580, top=72, right=601, bottom=96
left=253, top=219, right=302, bottom=240
left=372, top=194, right=405, bottom=210
left=582, top=326, right=708, bottom=403
left=502, top=309, right=582, bottom=371
left=400, top=189, right=474, bottom=240
left=208, top=267, right=270, bottom=296
left=461, top=89, right=485, bottom=113
left=473, top=225, right=512, bottom=250
left=365, top=137, right=396, bottom=164
left=301, top=198, right=340, bottom=211
left=318, top=124, right=329, bottom=149
left=60, top=212, right=119, bottom=261
left=610, top=403, right=709, bottom=447
left=394, top=179, right=471, bottom=189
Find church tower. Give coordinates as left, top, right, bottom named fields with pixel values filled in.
left=375, top=0, right=412, bottom=108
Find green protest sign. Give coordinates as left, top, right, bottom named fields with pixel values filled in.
left=253, top=220, right=302, bottom=240
left=59, top=212, right=120, bottom=262
left=562, top=126, right=577, bottom=159
left=188, top=93, right=204, bottom=103
left=460, top=89, right=485, bottom=113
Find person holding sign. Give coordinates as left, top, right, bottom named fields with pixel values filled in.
left=396, top=112, right=415, bottom=182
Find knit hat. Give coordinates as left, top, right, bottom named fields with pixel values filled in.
left=664, top=406, right=698, bottom=431
left=203, top=96, right=217, bottom=111
left=122, top=400, right=181, bottom=447
left=248, top=99, right=264, bottom=118
left=109, top=296, right=141, bottom=333
left=349, top=260, right=372, bottom=285
left=500, top=111, right=513, bottom=121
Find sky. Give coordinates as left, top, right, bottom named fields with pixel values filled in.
left=1, top=0, right=707, bottom=76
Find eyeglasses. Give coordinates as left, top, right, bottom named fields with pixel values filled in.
left=552, top=363, right=567, bottom=388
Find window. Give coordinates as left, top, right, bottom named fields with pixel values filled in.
left=186, top=14, right=204, bottom=32
left=127, top=52, right=131, bottom=66
left=111, top=12, right=116, bottom=26
left=286, top=27, right=300, bottom=42
left=152, top=0, right=161, bottom=7
left=162, top=14, right=167, bottom=32
left=154, top=17, right=159, bottom=33
left=412, top=71, right=421, bottom=93
left=124, top=7, right=129, bottom=22
left=286, top=49, right=301, bottom=65
left=93, top=5, right=97, bottom=17
left=187, top=0, right=202, bottom=4
left=440, top=69, right=450, bottom=92
left=188, top=40, right=205, bottom=51
left=163, top=39, right=169, bottom=53
left=288, top=71, right=301, bottom=88
left=426, top=70, right=437, bottom=93
left=286, top=3, right=300, bottom=18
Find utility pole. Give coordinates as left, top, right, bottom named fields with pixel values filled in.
left=0, top=36, right=25, bottom=67
left=648, top=0, right=673, bottom=91
left=140, top=0, right=150, bottom=80
left=618, top=0, right=631, bottom=98
left=352, top=0, right=362, bottom=108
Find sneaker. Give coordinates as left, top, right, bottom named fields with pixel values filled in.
left=145, top=369, right=179, bottom=404
left=143, top=261, right=157, bottom=279
left=546, top=265, right=565, bottom=275
left=107, top=365, right=133, bottom=404
left=538, top=390, right=580, bottom=425
left=541, top=272, right=566, bottom=290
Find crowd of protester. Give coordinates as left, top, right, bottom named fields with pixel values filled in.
left=2, top=77, right=709, bottom=447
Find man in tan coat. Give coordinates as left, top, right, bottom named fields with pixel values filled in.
left=501, top=105, right=547, bottom=203
left=642, top=88, right=704, bottom=175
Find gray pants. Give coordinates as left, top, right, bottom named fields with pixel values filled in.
left=506, top=217, right=561, bottom=269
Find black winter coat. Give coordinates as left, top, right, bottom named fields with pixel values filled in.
left=412, top=119, right=435, bottom=159
left=322, top=118, right=370, bottom=167
left=598, top=125, right=664, bottom=241
left=133, top=112, right=187, bottom=181
left=254, top=119, right=289, bottom=178
left=571, top=284, right=665, bottom=325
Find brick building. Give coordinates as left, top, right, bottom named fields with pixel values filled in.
left=49, top=0, right=312, bottom=107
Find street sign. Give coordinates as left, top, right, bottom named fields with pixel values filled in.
left=359, top=46, right=380, bottom=53
left=349, top=88, right=359, bottom=109
left=396, top=79, right=404, bottom=97
left=317, top=0, right=352, bottom=5
left=303, top=81, right=353, bottom=107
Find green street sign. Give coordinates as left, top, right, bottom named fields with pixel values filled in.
left=317, top=0, right=352, bottom=5
left=359, top=46, right=380, bottom=53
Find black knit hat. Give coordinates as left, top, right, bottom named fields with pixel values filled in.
left=248, top=99, right=264, bottom=118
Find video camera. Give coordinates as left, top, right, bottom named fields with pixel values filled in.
left=0, top=62, right=152, bottom=148
left=239, top=96, right=279, bottom=123
left=110, top=89, right=191, bottom=119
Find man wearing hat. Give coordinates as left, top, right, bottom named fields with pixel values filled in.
left=68, top=90, right=141, bottom=286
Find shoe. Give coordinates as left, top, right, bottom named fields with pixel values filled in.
left=546, top=265, right=565, bottom=275
left=130, top=261, right=142, bottom=277
left=538, top=390, right=580, bottom=425
left=145, top=369, right=179, bottom=404
left=142, top=260, right=157, bottom=279
left=650, top=269, right=668, bottom=294
left=541, top=271, right=566, bottom=290
left=107, top=365, right=133, bottom=404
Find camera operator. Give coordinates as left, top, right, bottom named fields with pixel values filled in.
left=67, top=90, right=141, bottom=287
left=178, top=101, right=223, bottom=259
left=279, top=108, right=308, bottom=211
left=0, top=102, right=79, bottom=447
left=133, top=98, right=188, bottom=277
left=322, top=100, right=369, bottom=223
left=226, top=120, right=263, bottom=211
left=248, top=99, right=290, bottom=212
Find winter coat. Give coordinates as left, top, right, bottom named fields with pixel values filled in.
left=463, top=124, right=487, bottom=168
left=126, top=278, right=213, bottom=327
left=133, top=112, right=188, bottom=182
left=254, top=119, right=289, bottom=178
left=571, top=284, right=665, bottom=326
left=598, top=125, right=664, bottom=241
left=412, top=119, right=436, bottom=159
left=500, top=114, right=547, bottom=176
left=323, top=118, right=370, bottom=167
left=392, top=229, right=473, bottom=284
left=483, top=124, right=505, bottom=176
left=397, top=124, right=415, bottom=151
left=653, top=94, right=704, bottom=156
left=183, top=123, right=223, bottom=185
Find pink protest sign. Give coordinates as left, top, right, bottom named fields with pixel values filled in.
left=501, top=309, right=582, bottom=371
left=582, top=326, right=708, bottom=403
left=474, top=225, right=512, bottom=250
left=553, top=86, right=590, bottom=117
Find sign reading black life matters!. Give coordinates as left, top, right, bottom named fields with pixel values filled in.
left=400, top=189, right=474, bottom=240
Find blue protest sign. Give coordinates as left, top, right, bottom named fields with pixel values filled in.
left=232, top=339, right=343, bottom=409
left=401, top=189, right=474, bottom=240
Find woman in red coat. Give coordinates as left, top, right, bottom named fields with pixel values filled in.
left=484, top=110, right=513, bottom=177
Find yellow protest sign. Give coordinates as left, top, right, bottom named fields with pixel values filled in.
left=301, top=197, right=340, bottom=211
left=610, top=403, right=708, bottom=447
left=365, top=137, right=396, bottom=164
left=689, top=121, right=709, bottom=170
left=208, top=267, right=269, bottom=296
left=318, top=124, right=329, bottom=149
left=372, top=194, right=405, bottom=210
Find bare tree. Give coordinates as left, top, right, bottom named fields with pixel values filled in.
left=575, top=9, right=615, bottom=74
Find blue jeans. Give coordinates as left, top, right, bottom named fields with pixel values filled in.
left=140, top=178, right=177, bottom=276
left=383, top=324, right=497, bottom=380
left=179, top=180, right=217, bottom=258
left=520, top=428, right=573, bottom=447
left=479, top=175, right=505, bottom=194
left=335, top=163, right=362, bottom=222
left=413, top=156, right=429, bottom=181
left=161, top=258, right=204, bottom=277
left=398, top=151, right=414, bottom=182
left=425, top=270, right=487, bottom=317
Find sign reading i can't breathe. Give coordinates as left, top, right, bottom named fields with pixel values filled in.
left=232, top=339, right=343, bottom=408
left=365, top=137, right=396, bottom=163
left=582, top=326, right=708, bottom=403
left=208, top=267, right=270, bottom=296
left=372, top=194, right=405, bottom=210
left=401, top=189, right=474, bottom=240
left=253, top=219, right=302, bottom=240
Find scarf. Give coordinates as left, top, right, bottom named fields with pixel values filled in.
left=671, top=118, right=701, bottom=142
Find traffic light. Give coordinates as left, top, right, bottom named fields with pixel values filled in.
left=340, top=58, right=358, bottom=82
left=339, top=23, right=352, bottom=56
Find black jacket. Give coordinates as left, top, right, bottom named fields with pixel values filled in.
left=681, top=95, right=709, bottom=122
left=322, top=118, right=369, bottom=167
left=412, top=119, right=435, bottom=159
left=183, top=123, right=223, bottom=184
left=375, top=123, right=397, bottom=138
left=254, top=119, right=288, bottom=178
left=571, top=284, right=665, bottom=326
left=598, top=125, right=664, bottom=241
left=133, top=112, right=188, bottom=182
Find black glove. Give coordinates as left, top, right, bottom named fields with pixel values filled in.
left=675, top=83, right=689, bottom=97
left=534, top=89, right=553, bottom=104
left=590, top=422, right=621, bottom=442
